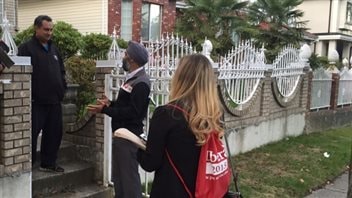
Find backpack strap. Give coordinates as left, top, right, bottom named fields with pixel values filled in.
left=165, top=149, right=193, bottom=198
left=165, top=104, right=193, bottom=198
left=167, top=103, right=188, bottom=115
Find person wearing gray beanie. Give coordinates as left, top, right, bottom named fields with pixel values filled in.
left=122, top=41, right=149, bottom=72
left=126, top=41, right=149, bottom=66
left=88, top=41, right=151, bottom=198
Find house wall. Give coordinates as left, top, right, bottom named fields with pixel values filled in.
left=3, top=0, right=18, bottom=31
left=18, top=0, right=107, bottom=34
left=298, top=0, right=330, bottom=33
left=18, top=0, right=177, bottom=41
left=300, top=0, right=352, bottom=59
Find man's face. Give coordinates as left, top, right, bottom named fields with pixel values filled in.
left=35, top=20, right=53, bottom=44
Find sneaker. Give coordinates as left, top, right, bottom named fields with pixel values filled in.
left=39, top=165, right=64, bottom=173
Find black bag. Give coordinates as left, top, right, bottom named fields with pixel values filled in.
left=223, top=131, right=243, bottom=198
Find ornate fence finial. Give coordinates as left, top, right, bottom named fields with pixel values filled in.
left=299, top=44, right=312, bottom=62
left=342, top=58, right=349, bottom=72
left=108, top=27, right=121, bottom=60
left=327, top=50, right=339, bottom=73
left=1, top=12, right=18, bottom=56
left=202, top=39, right=214, bottom=64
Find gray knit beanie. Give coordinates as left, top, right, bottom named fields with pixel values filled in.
left=126, top=41, right=149, bottom=66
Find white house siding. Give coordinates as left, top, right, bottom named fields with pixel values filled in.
left=4, top=0, right=17, bottom=29
left=298, top=0, right=331, bottom=33
left=18, top=0, right=108, bottom=35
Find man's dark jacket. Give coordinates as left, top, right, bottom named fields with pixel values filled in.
left=18, top=36, right=67, bottom=104
left=102, top=68, right=150, bottom=135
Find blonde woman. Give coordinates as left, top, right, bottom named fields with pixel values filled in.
left=137, top=54, right=224, bottom=198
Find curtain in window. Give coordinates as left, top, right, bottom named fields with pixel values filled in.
left=141, top=3, right=161, bottom=41
left=121, top=0, right=132, bottom=41
left=347, top=2, right=352, bottom=23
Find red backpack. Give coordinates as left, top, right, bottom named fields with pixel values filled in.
left=166, top=104, right=231, bottom=198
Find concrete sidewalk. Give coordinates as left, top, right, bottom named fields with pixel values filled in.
left=305, top=172, right=349, bottom=198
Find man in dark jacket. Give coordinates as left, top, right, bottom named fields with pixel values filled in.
left=18, top=15, right=67, bottom=172
left=88, top=41, right=150, bottom=198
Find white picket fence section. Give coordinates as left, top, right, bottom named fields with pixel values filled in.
left=100, top=38, right=307, bottom=196
left=272, top=45, right=305, bottom=100
left=337, top=68, right=352, bottom=106
left=218, top=41, right=266, bottom=110
left=310, top=68, right=332, bottom=110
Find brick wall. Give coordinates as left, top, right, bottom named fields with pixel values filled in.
left=107, top=0, right=177, bottom=41
left=0, top=65, right=32, bottom=177
left=223, top=68, right=308, bottom=130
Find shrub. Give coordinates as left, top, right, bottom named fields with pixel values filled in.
left=14, top=26, right=34, bottom=45
left=52, top=21, right=82, bottom=60
left=117, top=38, right=128, bottom=49
left=14, top=21, right=82, bottom=60
left=65, top=56, right=96, bottom=118
left=309, top=54, right=329, bottom=70
left=81, top=33, right=112, bottom=60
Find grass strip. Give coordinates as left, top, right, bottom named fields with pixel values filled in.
left=231, top=126, right=352, bottom=198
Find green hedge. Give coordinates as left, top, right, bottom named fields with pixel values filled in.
left=65, top=56, right=96, bottom=118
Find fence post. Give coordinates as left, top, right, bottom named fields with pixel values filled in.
left=348, top=142, right=352, bottom=198
left=330, top=73, right=340, bottom=110
left=305, top=69, right=313, bottom=111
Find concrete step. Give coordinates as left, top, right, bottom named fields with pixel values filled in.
left=44, top=184, right=114, bottom=198
left=32, top=161, right=94, bottom=197
left=35, top=140, right=77, bottom=165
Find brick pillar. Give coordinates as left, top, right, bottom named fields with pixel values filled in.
left=108, top=0, right=121, bottom=35
left=300, top=67, right=311, bottom=109
left=0, top=63, right=32, bottom=198
left=132, top=0, right=142, bottom=41
left=330, top=73, right=340, bottom=110
left=0, top=65, right=32, bottom=176
left=305, top=69, right=313, bottom=111
left=260, top=69, right=273, bottom=117
left=94, top=66, right=114, bottom=181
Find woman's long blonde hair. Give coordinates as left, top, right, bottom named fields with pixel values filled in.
left=169, top=54, right=224, bottom=145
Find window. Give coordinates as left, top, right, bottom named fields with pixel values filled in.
left=141, top=3, right=161, bottom=41
left=347, top=2, right=352, bottom=24
left=121, top=0, right=132, bottom=41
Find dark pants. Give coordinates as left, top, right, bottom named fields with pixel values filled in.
left=112, top=137, right=142, bottom=198
left=32, top=103, right=63, bottom=167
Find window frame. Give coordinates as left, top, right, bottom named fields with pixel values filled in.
left=141, top=3, right=162, bottom=41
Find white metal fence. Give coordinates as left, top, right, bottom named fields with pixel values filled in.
left=144, top=34, right=194, bottom=108
left=272, top=45, right=305, bottom=101
left=310, top=68, right=332, bottom=110
left=337, top=68, right=352, bottom=106
left=217, top=41, right=266, bottom=110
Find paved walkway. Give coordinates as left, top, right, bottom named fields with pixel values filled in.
left=305, top=172, right=349, bottom=198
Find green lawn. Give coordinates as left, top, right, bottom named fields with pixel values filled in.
left=231, top=126, right=352, bottom=198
